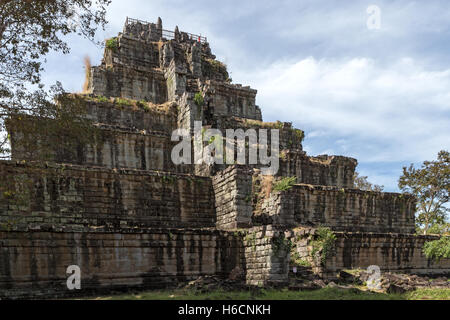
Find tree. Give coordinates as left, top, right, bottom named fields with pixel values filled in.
left=353, top=172, right=384, bottom=192
left=398, top=150, right=449, bottom=235
left=0, top=0, right=111, bottom=159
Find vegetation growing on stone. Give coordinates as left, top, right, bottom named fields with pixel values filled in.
left=273, top=176, right=297, bottom=192
left=114, top=97, right=134, bottom=106
left=272, top=233, right=292, bottom=255
left=106, top=37, right=118, bottom=51
left=293, top=128, right=304, bottom=142
left=202, top=58, right=229, bottom=81
left=290, top=251, right=311, bottom=267
left=193, top=92, right=204, bottom=107
left=311, top=227, right=337, bottom=264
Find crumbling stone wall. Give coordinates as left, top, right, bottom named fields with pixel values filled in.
left=287, top=228, right=450, bottom=278
left=90, top=65, right=168, bottom=103
left=244, top=225, right=290, bottom=286
left=0, top=161, right=215, bottom=231
left=0, top=228, right=243, bottom=299
left=279, top=152, right=357, bottom=188
left=84, top=99, right=177, bottom=134
left=104, top=35, right=161, bottom=70
left=122, top=17, right=163, bottom=42
left=327, top=232, right=450, bottom=275
left=202, top=81, right=259, bottom=120
left=258, top=184, right=416, bottom=233
left=212, top=166, right=253, bottom=230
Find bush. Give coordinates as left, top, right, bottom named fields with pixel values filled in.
left=194, top=92, right=204, bottom=107
left=106, top=37, right=118, bottom=51
left=423, top=236, right=450, bottom=261
left=311, top=227, right=337, bottom=264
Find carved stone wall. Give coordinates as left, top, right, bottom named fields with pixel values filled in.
left=90, top=65, right=168, bottom=103
left=212, top=166, right=253, bottom=230
left=244, top=225, right=290, bottom=286
left=0, top=229, right=243, bottom=299
left=279, top=153, right=357, bottom=189
left=0, top=161, right=214, bottom=231
left=258, top=184, right=416, bottom=233
left=328, top=232, right=450, bottom=275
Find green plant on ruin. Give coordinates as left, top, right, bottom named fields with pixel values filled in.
left=203, top=58, right=229, bottom=80
left=0, top=174, right=32, bottom=208
left=423, top=236, right=450, bottom=262
left=233, top=229, right=247, bottom=238
left=0, top=217, right=21, bottom=232
left=114, top=97, right=133, bottom=106
left=137, top=101, right=152, bottom=113
left=290, top=251, right=311, bottom=267
left=106, top=37, right=118, bottom=52
left=162, top=175, right=176, bottom=184
left=310, top=227, right=337, bottom=265
left=293, top=128, right=304, bottom=142
left=273, top=176, right=297, bottom=192
left=272, top=233, right=292, bottom=255
left=94, top=95, right=109, bottom=103
left=194, top=92, right=204, bottom=107
left=136, top=100, right=147, bottom=108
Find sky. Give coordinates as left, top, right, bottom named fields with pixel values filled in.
left=40, top=0, right=450, bottom=191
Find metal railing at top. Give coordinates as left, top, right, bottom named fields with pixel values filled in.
left=125, top=17, right=207, bottom=43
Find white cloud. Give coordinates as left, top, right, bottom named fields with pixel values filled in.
left=234, top=56, right=450, bottom=165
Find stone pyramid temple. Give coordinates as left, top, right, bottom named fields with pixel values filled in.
left=0, top=17, right=448, bottom=298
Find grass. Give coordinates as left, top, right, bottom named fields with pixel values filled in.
left=84, top=287, right=450, bottom=300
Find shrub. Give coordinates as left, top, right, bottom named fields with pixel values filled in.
left=106, top=37, right=118, bottom=51
left=293, top=129, right=304, bottom=142
left=194, top=92, right=204, bottom=107
left=423, top=236, right=450, bottom=262
left=311, top=227, right=337, bottom=264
